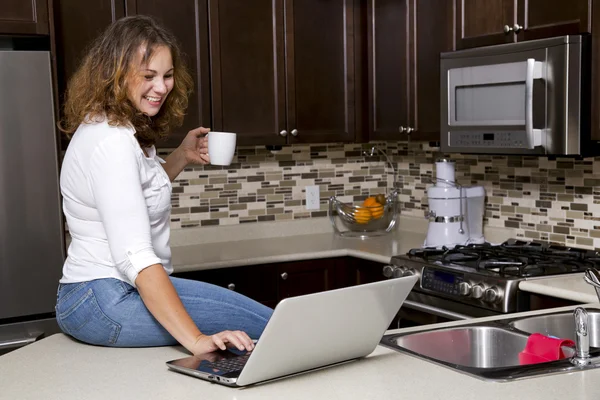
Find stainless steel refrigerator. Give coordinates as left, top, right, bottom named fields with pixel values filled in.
left=0, top=49, right=65, bottom=354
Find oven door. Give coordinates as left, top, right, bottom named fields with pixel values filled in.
left=395, top=291, right=501, bottom=329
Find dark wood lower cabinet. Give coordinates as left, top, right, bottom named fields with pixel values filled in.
left=172, top=257, right=386, bottom=308
left=173, top=263, right=279, bottom=307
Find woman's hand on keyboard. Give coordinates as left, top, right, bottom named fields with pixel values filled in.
left=192, top=330, right=255, bottom=355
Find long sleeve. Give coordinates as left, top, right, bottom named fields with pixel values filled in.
left=87, top=134, right=162, bottom=286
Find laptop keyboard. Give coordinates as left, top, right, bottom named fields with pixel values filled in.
left=209, top=353, right=250, bottom=373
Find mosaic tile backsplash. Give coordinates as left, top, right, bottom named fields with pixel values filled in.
left=161, top=140, right=600, bottom=250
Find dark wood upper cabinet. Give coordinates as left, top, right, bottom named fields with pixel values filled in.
left=367, top=0, right=453, bottom=142
left=518, top=0, right=591, bottom=41
left=284, top=0, right=357, bottom=144
left=53, top=0, right=124, bottom=109
left=412, top=0, right=454, bottom=140
left=367, top=0, right=410, bottom=141
left=208, top=0, right=358, bottom=145
left=208, top=0, right=287, bottom=146
left=456, top=0, right=515, bottom=50
left=126, top=0, right=211, bottom=149
left=457, top=0, right=592, bottom=50
left=0, top=0, right=49, bottom=35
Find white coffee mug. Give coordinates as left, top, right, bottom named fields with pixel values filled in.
left=208, top=131, right=237, bottom=166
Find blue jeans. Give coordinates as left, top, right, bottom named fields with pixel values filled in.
left=55, top=277, right=273, bottom=347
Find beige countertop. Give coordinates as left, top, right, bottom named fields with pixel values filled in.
left=170, top=216, right=595, bottom=304
left=169, top=215, right=514, bottom=272
left=3, top=303, right=600, bottom=400
left=5, top=217, right=600, bottom=398
left=519, top=274, right=599, bottom=304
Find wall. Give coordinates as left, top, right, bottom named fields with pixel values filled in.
left=163, top=141, right=600, bottom=250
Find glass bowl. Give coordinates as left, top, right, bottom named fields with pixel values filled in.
left=328, top=191, right=399, bottom=238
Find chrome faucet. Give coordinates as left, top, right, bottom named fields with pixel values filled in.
left=571, top=307, right=591, bottom=366
left=584, top=268, right=600, bottom=302
left=362, top=146, right=398, bottom=190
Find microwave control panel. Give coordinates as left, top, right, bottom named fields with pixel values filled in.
left=448, top=131, right=527, bottom=148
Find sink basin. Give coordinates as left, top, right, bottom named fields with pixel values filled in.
left=380, top=318, right=598, bottom=381
left=510, top=310, right=600, bottom=347
left=382, top=326, right=529, bottom=368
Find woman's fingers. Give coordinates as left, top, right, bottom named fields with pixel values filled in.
left=211, top=333, right=227, bottom=351
left=212, top=330, right=255, bottom=351
left=189, top=126, right=210, bottom=137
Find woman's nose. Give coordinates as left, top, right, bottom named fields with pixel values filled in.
left=154, top=79, right=167, bottom=94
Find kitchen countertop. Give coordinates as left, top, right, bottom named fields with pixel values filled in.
left=3, top=303, right=600, bottom=400
left=169, top=216, right=596, bottom=304
left=519, top=274, right=599, bottom=304
left=169, top=215, right=514, bottom=272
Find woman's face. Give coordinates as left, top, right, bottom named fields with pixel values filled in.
left=127, top=45, right=174, bottom=116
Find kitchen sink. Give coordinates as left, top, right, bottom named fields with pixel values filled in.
left=380, top=308, right=600, bottom=382
left=510, top=311, right=600, bottom=347
left=384, top=326, right=528, bottom=368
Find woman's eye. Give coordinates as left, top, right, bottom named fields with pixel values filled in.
left=165, top=74, right=173, bottom=79
left=144, top=75, right=154, bottom=81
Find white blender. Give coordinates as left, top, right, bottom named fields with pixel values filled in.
left=424, top=159, right=486, bottom=248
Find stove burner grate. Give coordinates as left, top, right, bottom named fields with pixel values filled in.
left=408, top=239, right=600, bottom=278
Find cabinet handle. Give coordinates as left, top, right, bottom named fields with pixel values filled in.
left=281, top=272, right=288, bottom=280
left=399, top=126, right=406, bottom=133
left=227, top=283, right=236, bottom=291
left=291, top=129, right=298, bottom=136
left=279, top=130, right=288, bottom=137
left=405, top=127, right=414, bottom=134
left=504, top=24, right=523, bottom=34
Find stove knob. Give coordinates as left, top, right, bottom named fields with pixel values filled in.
left=403, top=268, right=416, bottom=277
left=458, top=282, right=472, bottom=296
left=471, top=284, right=485, bottom=300
left=382, top=265, right=395, bottom=278
left=484, top=287, right=500, bottom=304
left=392, top=267, right=405, bottom=279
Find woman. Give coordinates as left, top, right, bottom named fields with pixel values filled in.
left=56, top=15, right=272, bottom=356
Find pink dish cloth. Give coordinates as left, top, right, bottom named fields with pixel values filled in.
left=519, top=333, right=576, bottom=365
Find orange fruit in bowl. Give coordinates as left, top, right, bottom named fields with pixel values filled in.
left=353, top=207, right=372, bottom=224
left=362, top=196, right=384, bottom=219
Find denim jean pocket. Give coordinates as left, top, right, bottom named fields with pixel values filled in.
left=58, top=288, right=121, bottom=345
left=56, top=281, right=88, bottom=308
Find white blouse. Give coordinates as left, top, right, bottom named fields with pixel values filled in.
left=60, top=118, right=172, bottom=287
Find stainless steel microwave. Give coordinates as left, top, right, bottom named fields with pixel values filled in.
left=440, top=35, right=597, bottom=157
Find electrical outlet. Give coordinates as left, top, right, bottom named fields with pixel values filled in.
left=305, top=185, right=320, bottom=210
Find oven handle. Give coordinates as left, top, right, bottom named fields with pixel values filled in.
left=402, top=300, right=474, bottom=321
left=525, top=58, right=543, bottom=149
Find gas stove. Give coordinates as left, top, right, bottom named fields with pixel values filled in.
left=387, top=239, right=600, bottom=314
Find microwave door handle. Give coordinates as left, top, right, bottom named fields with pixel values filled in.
left=525, top=58, right=543, bottom=148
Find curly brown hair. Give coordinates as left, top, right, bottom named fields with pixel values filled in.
left=59, top=15, right=193, bottom=147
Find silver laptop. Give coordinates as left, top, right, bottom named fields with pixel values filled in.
left=166, top=275, right=418, bottom=387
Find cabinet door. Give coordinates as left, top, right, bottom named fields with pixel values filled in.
left=456, top=0, right=515, bottom=50
left=53, top=0, right=124, bottom=113
left=0, top=0, right=48, bottom=35
left=284, top=0, right=357, bottom=144
left=412, top=0, right=454, bottom=141
left=518, top=0, right=591, bottom=41
left=341, top=257, right=386, bottom=287
left=172, top=264, right=278, bottom=307
left=208, top=0, right=287, bottom=146
left=367, top=0, right=453, bottom=142
left=366, top=0, right=410, bottom=141
left=126, top=0, right=211, bottom=149
left=277, top=259, right=339, bottom=300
